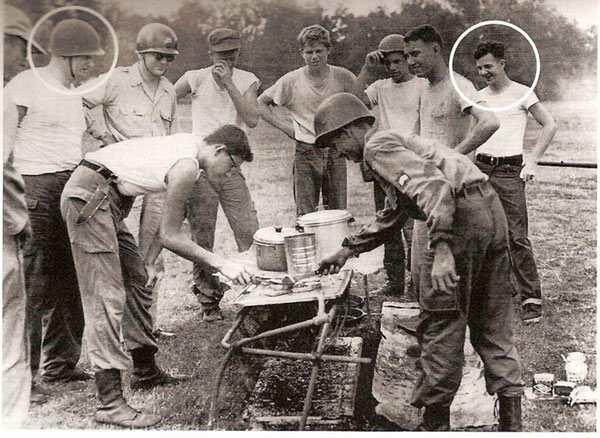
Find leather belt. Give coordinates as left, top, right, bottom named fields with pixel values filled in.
left=79, top=159, right=116, bottom=180
left=476, top=153, right=523, bottom=166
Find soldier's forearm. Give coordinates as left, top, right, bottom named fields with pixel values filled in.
left=225, top=82, right=260, bottom=127
left=529, top=122, right=558, bottom=162
left=455, top=119, right=499, bottom=155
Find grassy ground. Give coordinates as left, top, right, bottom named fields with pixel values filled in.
left=24, top=100, right=596, bottom=431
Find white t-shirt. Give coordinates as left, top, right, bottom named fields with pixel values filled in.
left=365, top=76, right=427, bottom=133
left=85, top=133, right=200, bottom=196
left=184, top=67, right=259, bottom=137
left=262, top=65, right=356, bottom=144
left=419, top=73, right=483, bottom=149
left=476, top=81, right=539, bottom=157
left=4, top=69, right=86, bottom=175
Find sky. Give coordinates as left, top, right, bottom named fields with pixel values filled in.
left=116, top=0, right=598, bottom=31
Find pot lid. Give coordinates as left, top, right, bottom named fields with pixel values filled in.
left=253, top=226, right=299, bottom=245
left=297, top=209, right=353, bottom=226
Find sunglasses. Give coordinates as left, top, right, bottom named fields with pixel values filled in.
left=152, top=52, right=175, bottom=63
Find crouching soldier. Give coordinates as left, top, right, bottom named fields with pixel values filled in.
left=60, top=125, right=254, bottom=428
left=314, top=93, right=524, bottom=431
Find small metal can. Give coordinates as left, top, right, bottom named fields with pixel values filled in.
left=533, top=373, right=554, bottom=395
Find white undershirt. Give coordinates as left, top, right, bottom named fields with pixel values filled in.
left=476, top=81, right=539, bottom=157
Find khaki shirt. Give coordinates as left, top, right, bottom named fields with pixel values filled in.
left=346, top=130, right=487, bottom=253
left=83, top=62, right=178, bottom=141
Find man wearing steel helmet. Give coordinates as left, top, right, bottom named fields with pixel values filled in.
left=174, top=28, right=260, bottom=322
left=3, top=4, right=46, bottom=425
left=4, top=18, right=105, bottom=391
left=83, top=23, right=184, bottom=389
left=353, top=34, right=428, bottom=298
left=315, top=93, right=523, bottom=431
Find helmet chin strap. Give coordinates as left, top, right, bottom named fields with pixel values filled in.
left=68, top=57, right=75, bottom=80
left=141, top=54, right=161, bottom=79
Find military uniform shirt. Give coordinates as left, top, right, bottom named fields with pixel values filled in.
left=346, top=130, right=488, bottom=253
left=83, top=62, right=178, bottom=141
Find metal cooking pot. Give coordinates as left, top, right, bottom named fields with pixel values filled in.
left=296, top=209, right=353, bottom=261
left=253, top=226, right=299, bottom=272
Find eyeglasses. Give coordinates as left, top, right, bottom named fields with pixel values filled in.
left=152, top=53, right=175, bottom=63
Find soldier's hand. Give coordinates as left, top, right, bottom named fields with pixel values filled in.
left=16, top=221, right=32, bottom=247
left=145, top=262, right=162, bottom=290
left=431, top=242, right=460, bottom=293
left=520, top=160, right=537, bottom=182
left=212, top=61, right=233, bottom=86
left=365, top=50, right=384, bottom=69
left=100, top=132, right=117, bottom=148
left=220, top=261, right=253, bottom=285
left=317, top=248, right=352, bottom=275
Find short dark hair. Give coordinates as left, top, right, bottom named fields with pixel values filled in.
left=473, top=40, right=505, bottom=60
left=204, top=125, right=253, bottom=162
left=404, top=24, right=443, bottom=48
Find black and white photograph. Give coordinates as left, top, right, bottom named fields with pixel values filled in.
left=2, top=0, right=597, bottom=432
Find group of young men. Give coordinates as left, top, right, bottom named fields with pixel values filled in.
left=3, top=4, right=557, bottom=432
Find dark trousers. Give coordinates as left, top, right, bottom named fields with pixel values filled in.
left=373, top=181, right=411, bottom=291
left=22, top=171, right=83, bottom=380
left=186, top=168, right=259, bottom=310
left=411, top=182, right=523, bottom=408
left=293, top=141, right=347, bottom=217
left=476, top=161, right=542, bottom=307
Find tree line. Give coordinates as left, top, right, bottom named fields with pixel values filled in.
left=8, top=0, right=597, bottom=100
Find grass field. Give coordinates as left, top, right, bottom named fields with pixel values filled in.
left=24, top=100, right=596, bottom=431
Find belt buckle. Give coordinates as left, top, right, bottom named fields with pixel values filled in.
left=490, top=156, right=499, bottom=166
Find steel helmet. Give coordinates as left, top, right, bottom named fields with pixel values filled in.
left=49, top=19, right=105, bottom=56
left=378, top=34, right=405, bottom=53
left=136, top=23, right=179, bottom=55
left=4, top=5, right=46, bottom=54
left=314, top=93, right=375, bottom=148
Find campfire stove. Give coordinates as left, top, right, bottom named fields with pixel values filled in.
left=208, top=270, right=371, bottom=431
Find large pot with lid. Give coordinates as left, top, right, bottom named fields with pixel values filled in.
left=253, top=226, right=299, bottom=271
left=296, top=209, right=353, bottom=261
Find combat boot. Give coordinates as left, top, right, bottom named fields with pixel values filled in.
left=498, top=395, right=522, bottom=431
left=130, top=346, right=189, bottom=391
left=94, top=369, right=161, bottom=428
left=416, top=404, right=451, bottom=431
